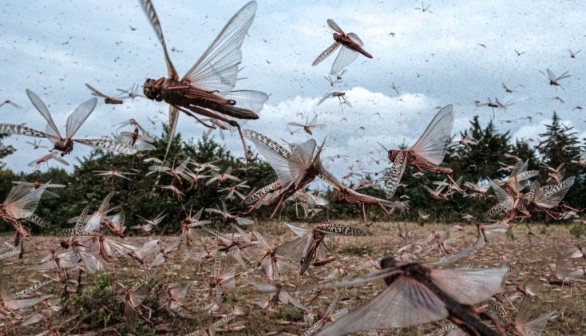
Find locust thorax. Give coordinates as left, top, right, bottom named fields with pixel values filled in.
left=53, top=139, right=73, bottom=156
left=143, top=78, right=163, bottom=101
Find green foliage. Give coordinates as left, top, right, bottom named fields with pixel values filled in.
left=22, top=129, right=277, bottom=234
left=0, top=133, right=15, bottom=170
left=65, top=273, right=119, bottom=329
left=340, top=245, right=373, bottom=256
left=0, top=114, right=584, bottom=228
left=536, top=111, right=583, bottom=207
left=569, top=222, right=584, bottom=238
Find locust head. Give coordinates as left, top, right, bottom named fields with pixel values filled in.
left=388, top=149, right=400, bottom=161
left=143, top=78, right=162, bottom=101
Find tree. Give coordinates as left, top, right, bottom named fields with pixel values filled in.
left=535, top=112, right=582, bottom=207
left=536, top=111, right=580, bottom=175
left=0, top=133, right=15, bottom=170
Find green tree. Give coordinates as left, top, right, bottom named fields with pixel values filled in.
left=535, top=112, right=581, bottom=207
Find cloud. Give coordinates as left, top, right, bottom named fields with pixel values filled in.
left=1, top=0, right=585, bottom=178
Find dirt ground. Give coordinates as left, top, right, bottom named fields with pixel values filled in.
left=1, top=221, right=585, bottom=335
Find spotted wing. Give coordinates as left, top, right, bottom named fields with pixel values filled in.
left=383, top=150, right=408, bottom=198
left=533, top=176, right=575, bottom=209
left=139, top=0, right=179, bottom=79
left=66, top=98, right=97, bottom=139
left=312, top=42, right=341, bottom=66
left=244, top=130, right=294, bottom=188
left=74, top=139, right=138, bottom=155
left=181, top=1, right=257, bottom=96
left=26, top=89, right=62, bottom=142
left=315, top=275, right=449, bottom=335
left=0, top=124, right=50, bottom=138
left=410, top=105, right=454, bottom=165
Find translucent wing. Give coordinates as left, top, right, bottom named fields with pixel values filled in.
left=330, top=43, right=360, bottom=75
left=181, top=1, right=257, bottom=96
left=139, top=0, right=178, bottom=79
left=430, top=266, right=508, bottom=305
left=3, top=184, right=48, bottom=219
left=85, top=83, right=108, bottom=98
left=410, top=105, right=454, bottom=165
left=289, top=139, right=317, bottom=188
left=347, top=32, right=364, bottom=46
left=316, top=276, right=449, bottom=335
left=515, top=297, right=555, bottom=336
left=65, top=98, right=97, bottom=139
left=546, top=69, right=556, bottom=81
left=327, top=19, right=344, bottom=34
left=312, top=42, right=341, bottom=66
left=26, top=89, right=62, bottom=140
left=225, top=90, right=268, bottom=113
left=74, top=139, right=138, bottom=155
left=489, top=179, right=514, bottom=206
left=278, top=290, right=307, bottom=310
left=284, top=222, right=309, bottom=237
left=274, top=235, right=309, bottom=263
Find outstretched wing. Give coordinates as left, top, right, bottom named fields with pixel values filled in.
left=26, top=89, right=62, bottom=142
left=66, top=98, right=97, bottom=139
left=0, top=124, right=50, bottom=139
left=181, top=1, right=257, bottom=96
left=410, top=105, right=454, bottom=165
left=533, top=176, right=575, bottom=209
left=243, top=130, right=294, bottom=188
left=74, top=139, right=137, bottom=155
left=312, top=42, right=341, bottom=66
left=139, top=0, right=179, bottom=79
left=327, top=19, right=344, bottom=34
left=316, top=276, right=448, bottom=335
left=384, top=150, right=408, bottom=198
left=330, top=33, right=363, bottom=75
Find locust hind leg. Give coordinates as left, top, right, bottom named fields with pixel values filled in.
left=182, top=105, right=257, bottom=162
left=361, top=203, right=372, bottom=227
left=447, top=174, right=465, bottom=193
left=268, top=195, right=287, bottom=220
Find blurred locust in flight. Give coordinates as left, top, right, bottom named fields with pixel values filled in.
left=313, top=19, right=372, bottom=75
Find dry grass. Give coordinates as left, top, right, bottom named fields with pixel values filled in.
left=1, top=221, right=585, bottom=335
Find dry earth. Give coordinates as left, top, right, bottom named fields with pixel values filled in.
left=1, top=221, right=585, bottom=335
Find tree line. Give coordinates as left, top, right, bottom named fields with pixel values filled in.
left=0, top=112, right=584, bottom=235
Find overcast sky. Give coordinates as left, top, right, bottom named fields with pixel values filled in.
left=1, top=0, right=585, bottom=181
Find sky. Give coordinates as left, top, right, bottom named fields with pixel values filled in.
left=1, top=0, right=585, bottom=181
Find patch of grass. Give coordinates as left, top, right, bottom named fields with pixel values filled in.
left=339, top=245, right=373, bottom=256
left=65, top=272, right=120, bottom=329
left=569, top=222, right=584, bottom=238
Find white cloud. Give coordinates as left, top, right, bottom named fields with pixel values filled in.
left=1, top=0, right=585, bottom=178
